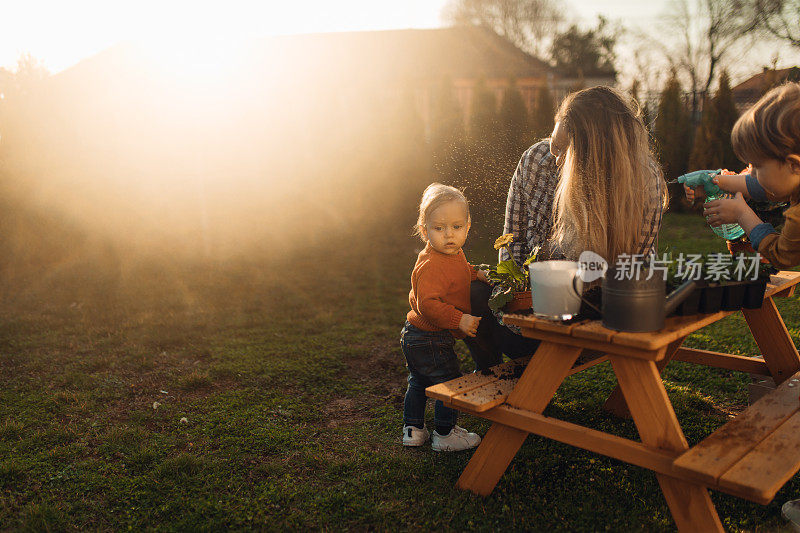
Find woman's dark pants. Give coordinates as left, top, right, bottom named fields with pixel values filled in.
left=463, top=281, right=541, bottom=371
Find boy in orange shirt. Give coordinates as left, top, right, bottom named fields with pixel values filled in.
left=401, top=183, right=489, bottom=451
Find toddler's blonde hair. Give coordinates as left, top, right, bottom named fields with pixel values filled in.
left=732, top=82, right=800, bottom=163
left=414, top=183, right=470, bottom=241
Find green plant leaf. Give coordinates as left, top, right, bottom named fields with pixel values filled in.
left=497, top=260, right=526, bottom=282
left=488, top=288, right=515, bottom=313
left=522, top=246, right=541, bottom=268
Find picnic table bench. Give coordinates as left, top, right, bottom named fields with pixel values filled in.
left=426, top=271, right=800, bottom=531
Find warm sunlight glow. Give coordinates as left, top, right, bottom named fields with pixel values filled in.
left=135, top=35, right=250, bottom=90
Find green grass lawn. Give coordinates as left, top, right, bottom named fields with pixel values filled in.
left=1, top=213, right=799, bottom=531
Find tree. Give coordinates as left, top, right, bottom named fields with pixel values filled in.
left=469, top=78, right=498, bottom=142
left=468, top=78, right=507, bottom=219
left=529, top=85, right=555, bottom=139
left=661, top=0, right=758, bottom=123
left=628, top=78, right=654, bottom=132
left=550, top=16, right=619, bottom=79
left=7, top=53, right=48, bottom=97
left=714, top=71, right=741, bottom=170
left=0, top=54, right=49, bottom=167
left=498, top=78, right=529, bottom=162
left=655, top=72, right=692, bottom=185
left=442, top=0, right=565, bottom=57
left=751, top=0, right=800, bottom=47
left=689, top=71, right=741, bottom=170
left=431, top=76, right=467, bottom=184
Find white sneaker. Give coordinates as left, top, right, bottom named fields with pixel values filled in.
left=402, top=425, right=430, bottom=446
left=782, top=499, right=800, bottom=532
left=431, top=425, right=481, bottom=452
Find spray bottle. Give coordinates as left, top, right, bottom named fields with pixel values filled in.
left=675, top=169, right=745, bottom=240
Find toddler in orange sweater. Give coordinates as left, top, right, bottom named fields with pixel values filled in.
left=401, top=183, right=488, bottom=451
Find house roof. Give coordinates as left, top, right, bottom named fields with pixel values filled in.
left=50, top=26, right=555, bottom=88
left=250, top=26, right=554, bottom=81
left=732, top=66, right=800, bottom=102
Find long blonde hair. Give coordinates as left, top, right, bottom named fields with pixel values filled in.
left=551, top=86, right=667, bottom=262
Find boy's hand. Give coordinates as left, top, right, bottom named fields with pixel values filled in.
left=703, top=192, right=748, bottom=227
left=711, top=173, right=740, bottom=194
left=684, top=183, right=706, bottom=203
left=477, top=270, right=490, bottom=284
left=458, top=314, right=481, bottom=337
left=686, top=173, right=749, bottom=203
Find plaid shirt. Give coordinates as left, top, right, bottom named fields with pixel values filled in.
left=499, top=140, right=664, bottom=265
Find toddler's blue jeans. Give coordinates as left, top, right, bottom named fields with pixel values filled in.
left=400, top=321, right=460, bottom=433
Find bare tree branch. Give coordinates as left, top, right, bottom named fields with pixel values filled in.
left=442, top=0, right=565, bottom=58
left=751, top=0, right=800, bottom=46
left=661, top=0, right=758, bottom=120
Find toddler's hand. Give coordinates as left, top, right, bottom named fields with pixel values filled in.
left=458, top=314, right=481, bottom=337
left=703, top=192, right=747, bottom=226
left=477, top=270, right=490, bottom=284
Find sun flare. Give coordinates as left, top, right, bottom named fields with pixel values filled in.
left=134, top=34, right=251, bottom=89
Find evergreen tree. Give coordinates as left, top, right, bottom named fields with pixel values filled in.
left=629, top=79, right=652, bottom=131
left=642, top=102, right=653, bottom=133
left=498, top=78, right=529, bottom=166
left=655, top=72, right=692, bottom=180
left=655, top=72, right=692, bottom=209
left=688, top=71, right=741, bottom=171
left=469, top=78, right=498, bottom=142
left=688, top=96, right=719, bottom=170
left=431, top=76, right=467, bottom=185
left=530, top=84, right=555, bottom=139
left=715, top=71, right=741, bottom=171
left=469, top=78, right=504, bottom=221
left=388, top=84, right=428, bottom=208
left=629, top=79, right=641, bottom=107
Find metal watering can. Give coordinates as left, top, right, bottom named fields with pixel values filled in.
left=601, top=268, right=697, bottom=333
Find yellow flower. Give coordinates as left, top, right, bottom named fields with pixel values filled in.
left=493, top=234, right=514, bottom=250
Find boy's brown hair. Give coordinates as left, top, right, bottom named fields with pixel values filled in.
left=732, top=82, right=800, bottom=163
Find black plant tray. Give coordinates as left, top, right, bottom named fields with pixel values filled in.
left=674, top=285, right=701, bottom=316
left=698, top=283, right=724, bottom=313
left=743, top=279, right=768, bottom=309
left=721, top=282, right=747, bottom=311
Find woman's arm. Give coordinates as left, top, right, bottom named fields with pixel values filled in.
left=638, top=164, right=664, bottom=256
left=501, top=154, right=530, bottom=265
left=501, top=142, right=556, bottom=264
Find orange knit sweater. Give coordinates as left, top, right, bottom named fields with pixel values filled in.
left=407, top=242, right=478, bottom=339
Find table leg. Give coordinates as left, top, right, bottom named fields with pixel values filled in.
left=603, top=336, right=687, bottom=418
left=456, top=341, right=582, bottom=496
left=609, top=354, right=723, bottom=532
left=743, top=297, right=800, bottom=385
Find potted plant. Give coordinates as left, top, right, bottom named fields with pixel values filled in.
left=475, top=234, right=539, bottom=313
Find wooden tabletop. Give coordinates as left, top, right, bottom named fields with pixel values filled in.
left=503, top=271, right=800, bottom=352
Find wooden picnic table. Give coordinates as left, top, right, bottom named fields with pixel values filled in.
left=427, top=271, right=800, bottom=531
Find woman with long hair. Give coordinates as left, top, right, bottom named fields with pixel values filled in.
left=465, top=86, right=668, bottom=370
